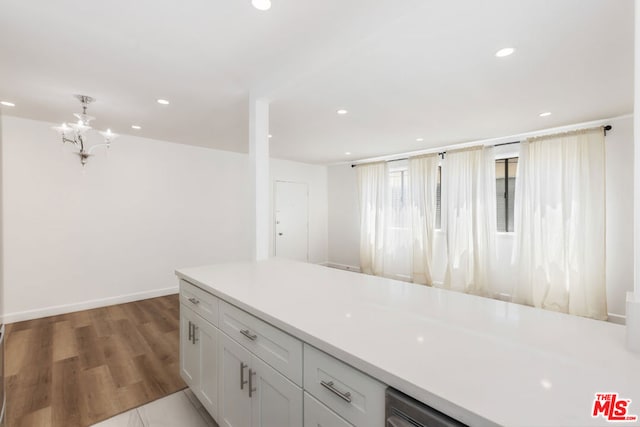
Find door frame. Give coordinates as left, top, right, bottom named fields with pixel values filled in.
left=273, top=180, right=310, bottom=262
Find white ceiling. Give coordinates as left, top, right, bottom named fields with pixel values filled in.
left=0, top=0, right=633, bottom=164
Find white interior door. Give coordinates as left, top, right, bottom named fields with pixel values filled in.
left=275, top=181, right=309, bottom=262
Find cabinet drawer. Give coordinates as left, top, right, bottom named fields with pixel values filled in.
left=304, top=392, right=353, bottom=427
left=219, top=300, right=302, bottom=386
left=303, top=344, right=385, bottom=427
left=180, top=280, right=219, bottom=327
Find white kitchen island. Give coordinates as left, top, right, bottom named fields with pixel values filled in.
left=176, top=258, right=640, bottom=427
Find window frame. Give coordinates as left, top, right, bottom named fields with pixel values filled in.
left=495, top=156, right=518, bottom=233
left=388, top=161, right=410, bottom=230
left=435, top=164, right=442, bottom=231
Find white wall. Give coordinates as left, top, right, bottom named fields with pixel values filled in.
left=327, top=115, right=634, bottom=319
left=270, top=158, right=328, bottom=265
left=605, top=116, right=635, bottom=319
left=0, top=112, right=3, bottom=321
left=2, top=115, right=254, bottom=322
left=327, top=164, right=360, bottom=270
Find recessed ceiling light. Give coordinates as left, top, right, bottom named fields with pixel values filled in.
left=157, top=99, right=170, bottom=105
left=1, top=101, right=15, bottom=107
left=251, top=0, right=271, bottom=10
left=539, top=112, right=552, bottom=117
left=131, top=125, right=142, bottom=130
left=268, top=134, right=273, bottom=139
left=337, top=109, right=348, bottom=115
left=495, top=47, right=515, bottom=58
left=540, top=379, right=553, bottom=389
left=345, top=152, right=351, bottom=155
left=416, top=138, right=424, bottom=142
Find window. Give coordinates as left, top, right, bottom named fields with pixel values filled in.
left=495, top=157, right=518, bottom=232
left=391, top=165, right=441, bottom=229
left=389, top=169, right=408, bottom=218
left=387, top=165, right=411, bottom=279
left=436, top=165, right=442, bottom=229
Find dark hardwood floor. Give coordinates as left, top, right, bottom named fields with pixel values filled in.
left=5, top=294, right=186, bottom=427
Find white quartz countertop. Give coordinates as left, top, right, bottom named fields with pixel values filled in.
left=175, top=259, right=640, bottom=427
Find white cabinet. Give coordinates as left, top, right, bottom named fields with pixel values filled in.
left=180, top=304, right=220, bottom=420
left=179, top=280, right=384, bottom=427
left=250, top=356, right=302, bottom=427
left=180, top=304, right=200, bottom=386
left=180, top=279, right=219, bottom=325
left=304, top=344, right=385, bottom=427
left=219, top=301, right=303, bottom=386
left=304, top=392, right=353, bottom=427
left=219, top=334, right=303, bottom=427
left=219, top=334, right=252, bottom=427
left=197, top=317, right=219, bottom=419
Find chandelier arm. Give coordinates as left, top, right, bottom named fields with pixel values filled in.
left=78, top=134, right=86, bottom=154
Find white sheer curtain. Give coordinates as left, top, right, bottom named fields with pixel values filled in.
left=383, top=161, right=412, bottom=280
left=357, top=162, right=387, bottom=276
left=512, top=128, right=607, bottom=320
left=442, top=147, right=497, bottom=296
left=408, top=155, right=439, bottom=285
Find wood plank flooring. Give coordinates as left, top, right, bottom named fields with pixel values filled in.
left=5, top=294, right=186, bottom=427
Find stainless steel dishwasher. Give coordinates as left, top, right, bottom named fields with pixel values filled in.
left=386, top=388, right=467, bottom=427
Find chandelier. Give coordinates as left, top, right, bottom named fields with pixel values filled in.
left=52, top=95, right=118, bottom=166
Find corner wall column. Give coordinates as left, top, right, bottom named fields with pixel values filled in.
left=250, top=96, right=270, bottom=261
left=629, top=0, right=640, bottom=351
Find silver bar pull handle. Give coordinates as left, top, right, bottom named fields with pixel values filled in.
left=320, top=380, right=352, bottom=403
left=192, top=325, right=199, bottom=344
left=240, top=362, right=248, bottom=390
left=240, top=329, right=258, bottom=341
left=249, top=368, right=256, bottom=398
left=188, top=297, right=200, bottom=305
left=188, top=321, right=193, bottom=342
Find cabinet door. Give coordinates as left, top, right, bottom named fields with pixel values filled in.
left=195, top=314, right=219, bottom=420
left=304, top=344, right=385, bottom=427
left=180, top=304, right=200, bottom=389
left=250, top=356, right=303, bottom=427
left=304, top=392, right=352, bottom=427
left=219, top=334, right=252, bottom=427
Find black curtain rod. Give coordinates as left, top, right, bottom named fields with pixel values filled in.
left=351, top=125, right=612, bottom=168
left=493, top=140, right=520, bottom=147
left=350, top=153, right=444, bottom=167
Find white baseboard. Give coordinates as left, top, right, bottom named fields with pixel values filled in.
left=3, top=286, right=179, bottom=324
left=607, top=312, right=626, bottom=325
left=407, top=285, right=627, bottom=325
left=324, top=262, right=361, bottom=273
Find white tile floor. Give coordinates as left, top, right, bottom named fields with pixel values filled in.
left=91, top=389, right=218, bottom=427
